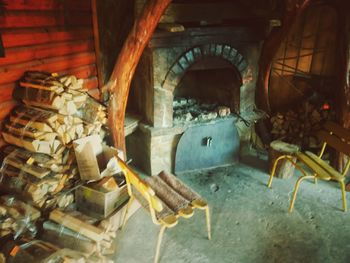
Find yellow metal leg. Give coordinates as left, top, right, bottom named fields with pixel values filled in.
left=121, top=195, right=135, bottom=229
left=339, top=181, right=347, bottom=212
left=268, top=155, right=290, bottom=188
left=205, top=206, right=211, bottom=240
left=154, top=225, right=166, bottom=263
left=289, top=175, right=314, bottom=213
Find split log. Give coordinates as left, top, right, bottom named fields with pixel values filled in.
left=49, top=209, right=111, bottom=243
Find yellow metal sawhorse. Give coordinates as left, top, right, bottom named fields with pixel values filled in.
left=267, top=122, right=350, bottom=213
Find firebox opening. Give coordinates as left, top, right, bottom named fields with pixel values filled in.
left=173, top=59, right=242, bottom=125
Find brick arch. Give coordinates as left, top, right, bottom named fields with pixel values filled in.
left=162, top=44, right=249, bottom=92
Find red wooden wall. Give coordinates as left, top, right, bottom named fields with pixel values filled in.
left=0, top=0, right=100, bottom=147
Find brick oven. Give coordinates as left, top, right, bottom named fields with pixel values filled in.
left=126, top=21, right=268, bottom=175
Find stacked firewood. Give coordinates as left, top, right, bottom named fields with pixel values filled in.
left=0, top=195, right=40, bottom=239
left=0, top=146, right=76, bottom=209
left=15, top=71, right=89, bottom=116
left=0, top=71, right=108, bottom=210
left=270, top=101, right=335, bottom=149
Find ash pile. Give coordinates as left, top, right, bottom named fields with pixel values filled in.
left=173, top=97, right=231, bottom=125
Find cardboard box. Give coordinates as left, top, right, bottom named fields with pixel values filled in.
left=75, top=183, right=129, bottom=219
left=73, top=135, right=124, bottom=181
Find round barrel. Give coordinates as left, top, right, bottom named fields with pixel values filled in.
left=269, top=140, right=300, bottom=179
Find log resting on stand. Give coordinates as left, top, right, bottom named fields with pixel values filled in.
left=105, top=0, right=172, bottom=153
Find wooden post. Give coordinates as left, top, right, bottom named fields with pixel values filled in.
left=256, top=0, right=311, bottom=113
left=104, top=0, right=172, bottom=152
left=334, top=2, right=350, bottom=172
left=91, top=0, right=104, bottom=92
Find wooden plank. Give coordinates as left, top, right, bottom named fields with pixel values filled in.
left=150, top=25, right=267, bottom=48
left=304, top=151, right=344, bottom=181
left=0, top=40, right=94, bottom=66
left=2, top=27, right=93, bottom=48
left=318, top=130, right=350, bottom=156
left=0, top=52, right=96, bottom=85
left=49, top=209, right=107, bottom=242
left=323, top=122, right=350, bottom=142
left=3, top=0, right=92, bottom=11
left=0, top=100, right=17, bottom=120
left=0, top=11, right=92, bottom=29
left=61, top=64, right=97, bottom=80
left=3, top=156, right=51, bottom=179
left=137, top=2, right=265, bottom=24
left=296, top=152, right=332, bottom=180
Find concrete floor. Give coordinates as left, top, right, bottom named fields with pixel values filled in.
left=114, top=154, right=350, bottom=263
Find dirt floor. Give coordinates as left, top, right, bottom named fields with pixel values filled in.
left=114, top=152, right=350, bottom=263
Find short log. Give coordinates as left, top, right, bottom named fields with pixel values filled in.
left=269, top=140, right=300, bottom=179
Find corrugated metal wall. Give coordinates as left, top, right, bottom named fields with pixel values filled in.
left=0, top=0, right=99, bottom=147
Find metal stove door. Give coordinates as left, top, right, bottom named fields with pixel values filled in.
left=174, top=118, right=239, bottom=173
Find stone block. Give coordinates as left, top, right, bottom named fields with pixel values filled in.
left=178, top=56, right=190, bottom=70
left=215, top=44, right=223, bottom=56
left=185, top=50, right=195, bottom=64
left=153, top=87, right=173, bottom=128
left=192, top=47, right=202, bottom=60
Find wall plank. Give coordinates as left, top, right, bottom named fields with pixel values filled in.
left=2, top=27, right=93, bottom=48
left=0, top=0, right=99, bottom=146
left=3, top=0, right=91, bottom=11
left=0, top=11, right=92, bottom=28
left=0, top=52, right=96, bottom=85
left=0, top=40, right=94, bottom=66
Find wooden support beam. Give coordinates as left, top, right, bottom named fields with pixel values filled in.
left=105, top=0, right=172, bottom=152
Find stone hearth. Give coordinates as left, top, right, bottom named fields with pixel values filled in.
left=127, top=25, right=266, bottom=175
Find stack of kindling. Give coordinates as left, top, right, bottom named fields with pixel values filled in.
left=0, top=146, right=76, bottom=208
left=0, top=71, right=108, bottom=210
left=15, top=71, right=89, bottom=116
left=0, top=195, right=40, bottom=239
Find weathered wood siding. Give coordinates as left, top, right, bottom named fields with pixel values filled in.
left=0, top=0, right=99, bottom=147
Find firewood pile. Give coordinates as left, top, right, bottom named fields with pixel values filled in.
left=0, top=71, right=108, bottom=210
left=0, top=71, right=134, bottom=262
left=270, top=101, right=335, bottom=149
left=0, top=195, right=40, bottom=239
